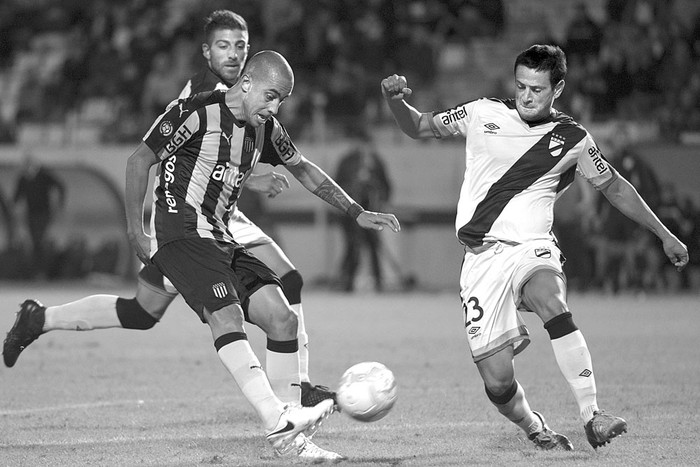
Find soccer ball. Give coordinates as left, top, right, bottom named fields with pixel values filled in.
left=336, top=361, right=398, bottom=422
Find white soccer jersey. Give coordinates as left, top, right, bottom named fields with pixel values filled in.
left=429, top=98, right=615, bottom=248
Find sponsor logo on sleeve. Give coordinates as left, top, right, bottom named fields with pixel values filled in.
left=587, top=146, right=609, bottom=175
left=163, top=125, right=193, bottom=156
left=440, top=105, right=468, bottom=125
left=273, top=132, right=297, bottom=162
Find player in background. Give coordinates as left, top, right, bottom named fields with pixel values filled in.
left=4, top=10, right=330, bottom=407
left=381, top=44, right=688, bottom=450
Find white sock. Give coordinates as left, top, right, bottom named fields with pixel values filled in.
left=266, top=345, right=301, bottom=404
left=550, top=330, right=599, bottom=423
left=491, top=381, right=542, bottom=436
left=292, top=303, right=310, bottom=383
left=218, top=340, right=284, bottom=431
left=44, top=295, right=122, bottom=331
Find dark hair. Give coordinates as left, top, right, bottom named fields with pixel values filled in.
left=204, top=10, right=248, bottom=44
left=514, top=44, right=567, bottom=88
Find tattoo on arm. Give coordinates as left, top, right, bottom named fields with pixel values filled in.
left=313, top=179, right=354, bottom=213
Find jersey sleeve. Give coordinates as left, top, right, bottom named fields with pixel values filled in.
left=575, top=132, right=617, bottom=189
left=142, top=95, right=202, bottom=160
left=259, top=117, right=303, bottom=166
left=428, top=99, right=478, bottom=138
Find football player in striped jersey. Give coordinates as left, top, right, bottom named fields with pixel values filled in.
left=382, top=44, right=687, bottom=450
left=4, top=10, right=325, bottom=410
left=126, top=49, right=398, bottom=456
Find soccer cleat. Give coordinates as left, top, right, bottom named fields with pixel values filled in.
left=528, top=411, right=574, bottom=451
left=3, top=299, right=46, bottom=368
left=275, top=433, right=345, bottom=462
left=585, top=410, right=627, bottom=448
left=298, top=381, right=339, bottom=410
left=266, top=399, right=334, bottom=454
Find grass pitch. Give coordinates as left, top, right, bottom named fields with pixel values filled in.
left=1, top=282, right=698, bottom=466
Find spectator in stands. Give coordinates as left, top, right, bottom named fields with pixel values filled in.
left=590, top=129, right=663, bottom=292
left=0, top=188, right=15, bottom=250
left=565, top=2, right=603, bottom=60
left=335, top=129, right=392, bottom=292
left=13, top=151, right=65, bottom=278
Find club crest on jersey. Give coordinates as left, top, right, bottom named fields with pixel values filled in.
left=244, top=137, right=254, bottom=153
left=212, top=282, right=228, bottom=299
left=549, top=133, right=565, bottom=157
left=160, top=121, right=174, bottom=137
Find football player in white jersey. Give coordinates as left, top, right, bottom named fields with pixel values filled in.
left=382, top=44, right=688, bottom=450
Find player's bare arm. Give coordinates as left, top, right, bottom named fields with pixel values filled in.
left=381, top=74, right=434, bottom=140
left=245, top=171, right=290, bottom=198
left=285, top=157, right=400, bottom=233
left=600, top=175, right=689, bottom=270
left=125, top=142, right=160, bottom=265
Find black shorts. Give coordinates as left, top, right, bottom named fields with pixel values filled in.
left=152, top=238, right=281, bottom=322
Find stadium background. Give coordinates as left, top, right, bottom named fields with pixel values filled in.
left=0, top=0, right=699, bottom=291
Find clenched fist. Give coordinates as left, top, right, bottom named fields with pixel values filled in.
left=381, top=74, right=412, bottom=100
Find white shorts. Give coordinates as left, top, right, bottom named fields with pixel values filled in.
left=459, top=240, right=565, bottom=362
left=228, top=207, right=274, bottom=247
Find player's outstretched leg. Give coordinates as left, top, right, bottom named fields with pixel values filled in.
left=266, top=399, right=335, bottom=454
left=275, top=433, right=345, bottom=462
left=529, top=411, right=574, bottom=451
left=298, top=381, right=338, bottom=409
left=3, top=299, right=46, bottom=367
left=584, top=410, right=627, bottom=449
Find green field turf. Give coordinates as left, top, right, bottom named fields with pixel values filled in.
left=1, top=283, right=698, bottom=466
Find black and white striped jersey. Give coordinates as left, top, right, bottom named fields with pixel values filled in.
left=142, top=89, right=300, bottom=253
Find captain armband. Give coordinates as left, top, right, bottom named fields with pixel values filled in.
left=347, top=202, right=365, bottom=219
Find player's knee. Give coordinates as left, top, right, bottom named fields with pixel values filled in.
left=275, top=305, right=298, bottom=335
left=485, top=379, right=518, bottom=405
left=116, top=297, right=159, bottom=330
left=280, top=270, right=303, bottom=305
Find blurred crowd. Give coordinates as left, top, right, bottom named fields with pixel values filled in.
left=554, top=127, right=700, bottom=294
left=0, top=0, right=697, bottom=291
left=1, top=0, right=697, bottom=142
left=556, top=0, right=700, bottom=141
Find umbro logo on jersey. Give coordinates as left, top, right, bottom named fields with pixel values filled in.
left=535, top=247, right=551, bottom=258
left=212, top=282, right=228, bottom=299
left=468, top=327, right=480, bottom=335
left=484, top=123, right=499, bottom=135
left=159, top=121, right=173, bottom=137
left=579, top=369, right=592, bottom=377
left=549, top=133, right=566, bottom=157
